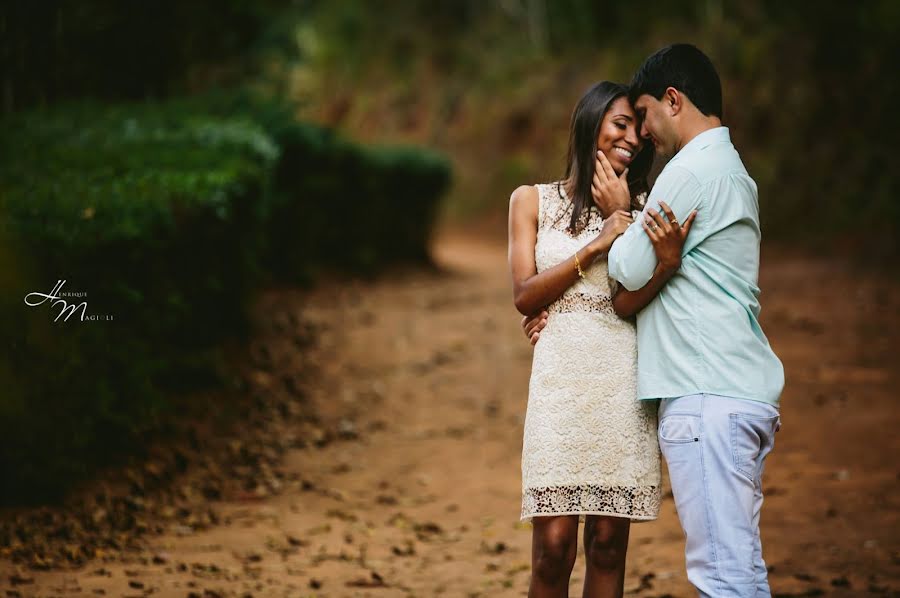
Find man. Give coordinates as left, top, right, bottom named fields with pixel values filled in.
left=523, top=44, right=785, bottom=596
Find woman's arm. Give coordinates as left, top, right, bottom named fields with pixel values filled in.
left=612, top=263, right=680, bottom=318
left=508, top=185, right=632, bottom=316
left=612, top=201, right=697, bottom=317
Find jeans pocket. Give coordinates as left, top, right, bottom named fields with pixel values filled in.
left=730, top=413, right=779, bottom=482
left=659, top=415, right=700, bottom=444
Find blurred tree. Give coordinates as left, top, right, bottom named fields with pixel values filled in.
left=2, top=0, right=896, bottom=256
left=278, top=0, right=899, bottom=259
left=0, top=0, right=292, bottom=113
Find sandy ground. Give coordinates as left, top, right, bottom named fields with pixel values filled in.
left=2, top=233, right=899, bottom=597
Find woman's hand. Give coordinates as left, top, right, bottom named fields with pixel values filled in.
left=521, top=310, right=548, bottom=346
left=642, top=201, right=698, bottom=271
left=591, top=151, right=631, bottom=217
left=589, top=209, right=633, bottom=254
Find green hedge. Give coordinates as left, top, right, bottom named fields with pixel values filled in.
left=0, top=94, right=451, bottom=503
left=190, top=91, right=452, bottom=277
left=268, top=127, right=451, bottom=278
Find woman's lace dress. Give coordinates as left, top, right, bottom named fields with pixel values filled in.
left=521, top=182, right=661, bottom=521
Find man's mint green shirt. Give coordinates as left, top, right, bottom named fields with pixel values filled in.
left=608, top=127, right=784, bottom=406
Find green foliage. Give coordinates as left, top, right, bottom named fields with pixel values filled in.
left=4, top=1, right=896, bottom=258
left=0, top=100, right=276, bottom=502
left=1, top=102, right=279, bottom=245
left=267, top=124, right=451, bottom=278
left=0, top=1, right=290, bottom=112
left=0, top=93, right=451, bottom=503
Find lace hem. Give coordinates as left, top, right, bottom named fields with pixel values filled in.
left=547, top=291, right=615, bottom=316
left=521, top=484, right=660, bottom=521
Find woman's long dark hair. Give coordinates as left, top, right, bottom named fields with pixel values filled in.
left=563, top=81, right=653, bottom=234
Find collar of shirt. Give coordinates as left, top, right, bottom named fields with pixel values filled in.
left=670, top=126, right=731, bottom=165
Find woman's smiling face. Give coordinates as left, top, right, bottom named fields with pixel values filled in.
left=596, top=96, right=643, bottom=175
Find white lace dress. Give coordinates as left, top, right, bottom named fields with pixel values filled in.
left=520, top=182, right=661, bottom=522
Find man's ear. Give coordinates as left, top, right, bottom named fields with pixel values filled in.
left=664, top=87, right=682, bottom=116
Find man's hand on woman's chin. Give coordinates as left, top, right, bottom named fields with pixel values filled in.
left=522, top=310, right=549, bottom=346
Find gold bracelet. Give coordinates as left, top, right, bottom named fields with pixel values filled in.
left=574, top=251, right=586, bottom=279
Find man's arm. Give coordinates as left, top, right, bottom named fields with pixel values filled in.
left=612, top=204, right=698, bottom=317
left=608, top=165, right=703, bottom=291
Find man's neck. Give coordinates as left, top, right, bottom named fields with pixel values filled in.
left=675, top=115, right=723, bottom=154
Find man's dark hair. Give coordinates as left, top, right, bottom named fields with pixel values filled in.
left=629, top=44, right=723, bottom=118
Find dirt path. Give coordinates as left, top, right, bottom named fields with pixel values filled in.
left=2, top=234, right=899, bottom=597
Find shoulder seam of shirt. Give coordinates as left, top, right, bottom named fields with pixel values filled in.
left=653, top=164, right=704, bottom=203
left=658, top=164, right=710, bottom=213
left=657, top=163, right=702, bottom=186
left=697, top=169, right=754, bottom=188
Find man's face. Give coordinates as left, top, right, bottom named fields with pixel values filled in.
left=634, top=93, right=678, bottom=159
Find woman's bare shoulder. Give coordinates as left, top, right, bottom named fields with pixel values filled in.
left=509, top=184, right=539, bottom=213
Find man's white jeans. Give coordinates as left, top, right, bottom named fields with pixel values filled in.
left=659, top=393, right=780, bottom=597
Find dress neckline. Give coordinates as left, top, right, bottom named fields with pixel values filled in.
left=555, top=181, right=600, bottom=218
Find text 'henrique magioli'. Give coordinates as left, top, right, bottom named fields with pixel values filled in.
left=24, top=280, right=114, bottom=322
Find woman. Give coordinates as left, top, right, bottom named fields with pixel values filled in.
left=507, top=81, right=696, bottom=598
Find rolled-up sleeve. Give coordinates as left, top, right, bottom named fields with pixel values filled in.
left=608, top=217, right=656, bottom=291
left=608, top=165, right=703, bottom=291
